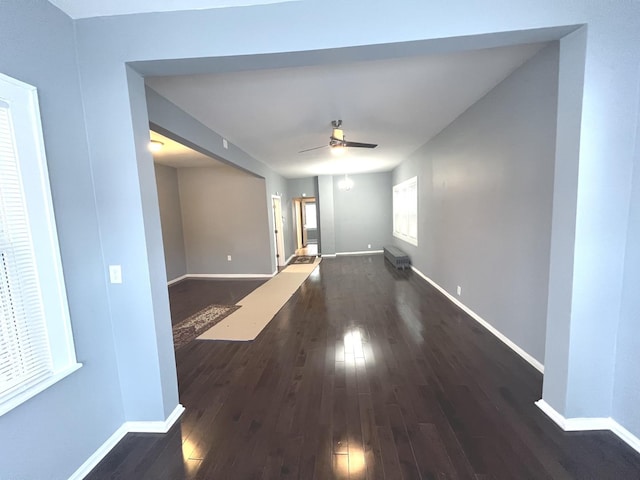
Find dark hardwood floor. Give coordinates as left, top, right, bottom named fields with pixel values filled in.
left=87, top=255, right=640, bottom=479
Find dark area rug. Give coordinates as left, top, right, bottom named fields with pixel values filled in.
left=291, top=256, right=316, bottom=264
left=172, top=304, right=240, bottom=348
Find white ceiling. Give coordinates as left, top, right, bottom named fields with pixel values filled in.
left=48, top=0, right=297, bottom=19
left=146, top=43, right=545, bottom=178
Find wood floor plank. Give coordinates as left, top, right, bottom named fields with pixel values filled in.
left=358, top=393, right=385, bottom=480
left=415, top=423, right=461, bottom=479
left=386, top=403, right=422, bottom=479
left=376, top=424, right=405, bottom=479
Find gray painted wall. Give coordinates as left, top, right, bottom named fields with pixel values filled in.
left=613, top=97, right=640, bottom=435
left=0, top=2, right=125, bottom=478
left=334, top=172, right=392, bottom=253
left=179, top=167, right=273, bottom=275
left=317, top=176, right=336, bottom=255
left=393, top=45, right=559, bottom=364
left=287, top=177, right=317, bottom=198
left=154, top=164, right=187, bottom=281
left=540, top=28, right=585, bottom=416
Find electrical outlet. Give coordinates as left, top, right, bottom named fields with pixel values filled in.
left=227, top=255, right=232, bottom=262
left=109, top=265, right=122, bottom=284
left=456, top=285, right=462, bottom=296
left=367, top=244, right=371, bottom=249
left=223, top=138, right=228, bottom=149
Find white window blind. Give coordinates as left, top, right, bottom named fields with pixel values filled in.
left=0, top=73, right=80, bottom=417
left=0, top=101, right=53, bottom=401
left=393, top=176, right=418, bottom=246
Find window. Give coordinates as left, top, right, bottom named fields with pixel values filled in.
left=304, top=202, right=317, bottom=229
left=0, top=73, right=80, bottom=417
left=393, top=176, right=418, bottom=246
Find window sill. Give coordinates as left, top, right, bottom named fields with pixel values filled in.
left=393, top=233, right=418, bottom=247
left=0, top=362, right=83, bottom=417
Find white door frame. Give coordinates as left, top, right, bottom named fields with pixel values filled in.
left=271, top=195, right=286, bottom=267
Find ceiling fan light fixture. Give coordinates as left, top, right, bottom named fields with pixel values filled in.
left=148, top=140, right=164, bottom=152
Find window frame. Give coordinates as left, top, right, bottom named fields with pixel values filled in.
left=392, top=176, right=418, bottom=246
left=0, top=72, right=81, bottom=417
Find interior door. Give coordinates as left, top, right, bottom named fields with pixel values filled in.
left=294, top=199, right=303, bottom=250
left=272, top=196, right=286, bottom=267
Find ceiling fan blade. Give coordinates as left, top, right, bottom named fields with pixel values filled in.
left=343, top=140, right=378, bottom=149
left=298, top=145, right=329, bottom=153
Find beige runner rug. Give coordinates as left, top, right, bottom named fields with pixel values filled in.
left=197, top=257, right=321, bottom=341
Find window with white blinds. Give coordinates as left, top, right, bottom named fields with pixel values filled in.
left=0, top=101, right=54, bottom=401
left=0, top=73, right=80, bottom=416
left=393, top=176, right=418, bottom=246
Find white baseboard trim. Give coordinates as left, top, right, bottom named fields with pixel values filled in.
left=68, top=424, right=128, bottom=480
left=336, top=250, right=384, bottom=256
left=125, top=404, right=185, bottom=433
left=534, top=400, right=609, bottom=431
left=535, top=399, right=566, bottom=428
left=535, top=400, right=640, bottom=455
left=167, top=274, right=189, bottom=286
left=410, top=266, right=544, bottom=374
left=284, top=254, right=295, bottom=265
left=68, top=404, right=185, bottom=480
left=321, top=254, right=337, bottom=258
left=610, top=419, right=640, bottom=455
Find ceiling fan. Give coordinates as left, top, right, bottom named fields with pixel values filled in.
left=299, top=120, right=378, bottom=153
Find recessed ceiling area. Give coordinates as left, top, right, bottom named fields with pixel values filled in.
left=145, top=42, right=547, bottom=179
left=47, top=0, right=298, bottom=19
left=150, top=131, right=232, bottom=169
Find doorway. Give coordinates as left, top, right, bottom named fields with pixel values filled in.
left=293, top=197, right=318, bottom=256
